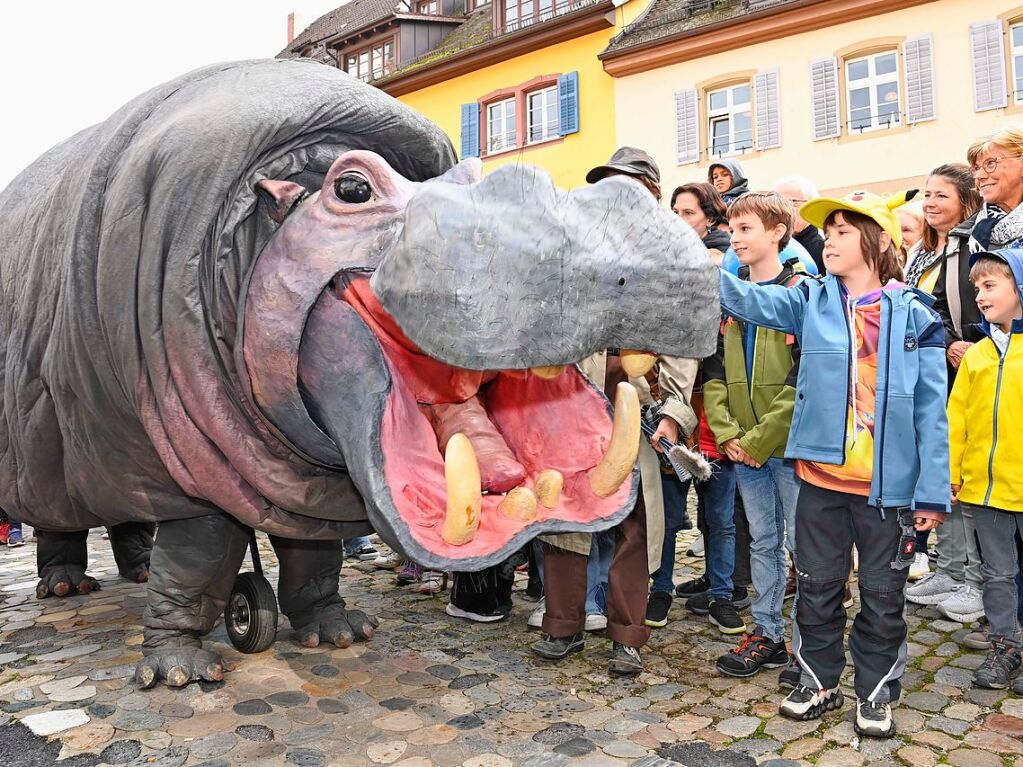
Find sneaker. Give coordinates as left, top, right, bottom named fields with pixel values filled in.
left=0, top=521, right=8, bottom=544
left=908, top=551, right=930, bottom=581
left=715, top=632, right=788, bottom=678
left=346, top=543, right=379, bottom=561
left=396, top=560, right=423, bottom=585
left=843, top=584, right=855, bottom=609
left=732, top=585, right=752, bottom=611
left=645, top=591, right=673, bottom=628
left=446, top=602, right=508, bottom=623
left=779, top=685, right=844, bottom=721
left=7, top=528, right=24, bottom=548
left=370, top=550, right=403, bottom=569
left=531, top=632, right=584, bottom=660
left=527, top=597, right=546, bottom=629
left=854, top=699, right=895, bottom=738
left=584, top=613, right=607, bottom=632
left=675, top=573, right=709, bottom=600
left=973, top=641, right=1022, bottom=689
left=779, top=658, right=802, bottom=690
left=708, top=599, right=746, bottom=635
left=1012, top=673, right=1023, bottom=696
left=686, top=592, right=712, bottom=616
left=609, top=642, right=643, bottom=675
left=686, top=533, right=704, bottom=557
left=905, top=572, right=959, bottom=606
left=409, top=571, right=445, bottom=594
left=937, top=584, right=985, bottom=623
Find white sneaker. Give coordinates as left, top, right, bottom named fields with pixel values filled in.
left=905, top=572, right=958, bottom=605
left=409, top=571, right=446, bottom=594
left=584, top=613, right=607, bottom=631
left=908, top=552, right=930, bottom=581
left=937, top=584, right=985, bottom=623
left=527, top=597, right=546, bottom=629
left=686, top=533, right=704, bottom=557
left=369, top=550, right=402, bottom=569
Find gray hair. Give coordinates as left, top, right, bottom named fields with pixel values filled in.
left=773, top=175, right=820, bottom=199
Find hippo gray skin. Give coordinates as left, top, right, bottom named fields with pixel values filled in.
left=0, top=59, right=717, bottom=688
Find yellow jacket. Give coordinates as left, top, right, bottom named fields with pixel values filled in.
left=948, top=335, right=1023, bottom=512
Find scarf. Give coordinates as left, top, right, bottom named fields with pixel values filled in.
left=970, top=203, right=1023, bottom=252
left=903, top=240, right=945, bottom=289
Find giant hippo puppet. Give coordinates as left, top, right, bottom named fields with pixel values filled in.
left=0, top=59, right=718, bottom=688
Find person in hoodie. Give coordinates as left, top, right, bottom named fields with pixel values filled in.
left=948, top=249, right=1023, bottom=694
left=709, top=159, right=750, bottom=204
left=718, top=190, right=950, bottom=738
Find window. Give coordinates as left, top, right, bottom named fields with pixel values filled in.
left=344, top=38, right=395, bottom=82
left=487, top=98, right=517, bottom=153
left=1012, top=23, right=1023, bottom=103
left=707, top=83, right=752, bottom=157
left=416, top=0, right=439, bottom=13
left=465, top=0, right=491, bottom=9
left=845, top=51, right=900, bottom=132
left=502, top=0, right=575, bottom=32
left=527, top=86, right=559, bottom=143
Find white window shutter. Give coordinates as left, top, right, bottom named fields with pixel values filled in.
left=809, top=57, right=840, bottom=141
left=754, top=69, right=781, bottom=150
left=903, top=34, right=937, bottom=123
left=674, top=89, right=699, bottom=165
left=970, top=20, right=1007, bottom=111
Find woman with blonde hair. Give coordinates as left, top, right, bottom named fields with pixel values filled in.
left=967, top=125, right=1023, bottom=252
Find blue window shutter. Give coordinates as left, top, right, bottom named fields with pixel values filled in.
left=460, top=103, right=480, bottom=159
left=557, top=71, right=580, bottom=136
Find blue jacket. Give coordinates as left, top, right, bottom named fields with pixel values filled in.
left=719, top=270, right=950, bottom=515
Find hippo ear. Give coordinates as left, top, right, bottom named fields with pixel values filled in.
left=256, top=179, right=309, bottom=224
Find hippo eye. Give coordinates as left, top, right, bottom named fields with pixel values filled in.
left=334, top=173, right=373, bottom=204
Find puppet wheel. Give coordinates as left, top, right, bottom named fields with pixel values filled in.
left=225, top=572, right=278, bottom=653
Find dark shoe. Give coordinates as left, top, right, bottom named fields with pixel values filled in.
left=973, top=641, right=1022, bottom=689
left=708, top=599, right=746, bottom=635
left=645, top=591, right=673, bottom=628
left=675, top=573, right=709, bottom=600
left=732, top=585, right=751, bottom=610
left=681, top=511, right=693, bottom=531
left=531, top=633, right=584, bottom=660
left=854, top=698, right=895, bottom=737
left=716, top=632, right=788, bottom=678
left=779, top=685, right=844, bottom=720
left=609, top=642, right=643, bottom=675
left=686, top=592, right=711, bottom=615
left=445, top=603, right=508, bottom=623
left=1012, top=673, right=1023, bottom=695
left=779, top=658, right=802, bottom=690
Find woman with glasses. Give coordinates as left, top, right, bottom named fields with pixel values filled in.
left=968, top=127, right=1023, bottom=253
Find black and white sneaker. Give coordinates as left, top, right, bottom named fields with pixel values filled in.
left=445, top=603, right=508, bottom=623
left=778, top=659, right=802, bottom=690
left=715, top=632, right=788, bottom=677
left=609, top=642, right=644, bottom=676
left=531, top=632, right=584, bottom=660
left=675, top=573, right=709, bottom=600
left=854, top=699, right=895, bottom=738
left=708, top=599, right=747, bottom=635
left=778, top=685, right=844, bottom=721
left=645, top=591, right=673, bottom=628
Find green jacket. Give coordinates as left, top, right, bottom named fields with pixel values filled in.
left=704, top=259, right=805, bottom=465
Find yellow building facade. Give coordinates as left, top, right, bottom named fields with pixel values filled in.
left=605, top=0, right=1023, bottom=195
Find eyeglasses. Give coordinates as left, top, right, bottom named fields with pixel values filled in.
left=970, top=156, right=1022, bottom=175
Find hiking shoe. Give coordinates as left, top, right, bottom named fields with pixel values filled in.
left=7, top=528, right=24, bottom=547
left=446, top=602, right=508, bottom=623
left=675, top=573, right=709, bottom=600
left=585, top=613, right=607, bottom=632
left=905, top=572, right=958, bottom=605
left=937, top=584, right=985, bottom=623
left=908, top=551, right=930, bottom=581
left=645, top=591, right=673, bottom=628
left=686, top=533, right=704, bottom=557
left=779, top=658, right=802, bottom=690
left=708, top=599, right=746, bottom=635
left=1012, top=673, right=1023, bottom=696
left=855, top=699, right=895, bottom=737
left=716, top=632, right=788, bottom=678
left=686, top=592, right=711, bottom=616
left=527, top=597, right=546, bottom=629
left=732, top=585, right=752, bottom=610
left=531, top=632, right=584, bottom=660
left=779, top=685, right=844, bottom=720
left=973, top=641, right=1022, bottom=689
left=609, top=642, right=643, bottom=675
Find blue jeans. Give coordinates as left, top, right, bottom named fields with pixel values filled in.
left=343, top=535, right=371, bottom=557
left=585, top=529, right=615, bottom=615
left=735, top=458, right=800, bottom=643
left=651, top=474, right=692, bottom=594
left=702, top=460, right=737, bottom=601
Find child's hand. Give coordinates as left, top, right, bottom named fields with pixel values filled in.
left=914, top=516, right=941, bottom=532
left=951, top=484, right=961, bottom=503
left=722, top=439, right=760, bottom=468
left=650, top=417, right=680, bottom=453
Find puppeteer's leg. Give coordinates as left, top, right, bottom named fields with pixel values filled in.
left=269, top=535, right=378, bottom=648
left=135, top=514, right=249, bottom=688
left=36, top=529, right=100, bottom=598
left=108, top=521, right=155, bottom=583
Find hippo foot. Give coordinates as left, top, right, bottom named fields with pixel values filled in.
left=293, top=603, right=379, bottom=649
left=119, top=564, right=150, bottom=584
left=36, top=567, right=101, bottom=599
left=135, top=646, right=225, bottom=689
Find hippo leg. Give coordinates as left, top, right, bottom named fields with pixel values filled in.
left=135, top=514, right=249, bottom=689
left=36, top=530, right=101, bottom=598
left=108, top=521, right=155, bottom=583
left=269, top=536, right=379, bottom=648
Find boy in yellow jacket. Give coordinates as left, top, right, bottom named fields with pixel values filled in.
left=948, top=248, right=1023, bottom=692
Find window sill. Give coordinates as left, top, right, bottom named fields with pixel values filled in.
left=481, top=135, right=565, bottom=158
left=837, top=121, right=910, bottom=144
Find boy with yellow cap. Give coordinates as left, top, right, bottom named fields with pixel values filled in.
left=715, top=190, right=949, bottom=737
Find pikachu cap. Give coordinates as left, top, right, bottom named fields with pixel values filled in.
left=800, top=189, right=919, bottom=250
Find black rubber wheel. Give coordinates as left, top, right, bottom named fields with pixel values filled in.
left=224, top=572, right=278, bottom=653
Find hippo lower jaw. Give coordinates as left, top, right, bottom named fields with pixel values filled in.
left=297, top=275, right=640, bottom=570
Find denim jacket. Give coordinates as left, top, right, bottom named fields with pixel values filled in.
left=719, top=270, right=950, bottom=516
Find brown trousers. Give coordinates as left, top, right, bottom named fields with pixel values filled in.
left=540, top=489, right=650, bottom=648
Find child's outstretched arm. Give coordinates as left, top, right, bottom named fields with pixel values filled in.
left=912, top=309, right=952, bottom=520
left=719, top=269, right=808, bottom=335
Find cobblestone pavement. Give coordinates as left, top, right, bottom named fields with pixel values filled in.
left=1, top=529, right=1022, bottom=767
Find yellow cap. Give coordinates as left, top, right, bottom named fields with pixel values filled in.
left=799, top=190, right=914, bottom=250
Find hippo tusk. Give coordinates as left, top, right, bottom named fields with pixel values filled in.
left=620, top=351, right=657, bottom=378
left=588, top=382, right=641, bottom=498
left=499, top=487, right=538, bottom=521
left=530, top=365, right=566, bottom=379
left=442, top=433, right=483, bottom=545
left=534, top=469, right=564, bottom=509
